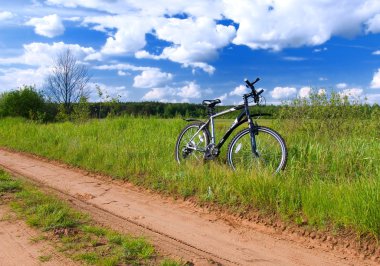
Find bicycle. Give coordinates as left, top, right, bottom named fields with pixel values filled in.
left=174, top=78, right=287, bottom=173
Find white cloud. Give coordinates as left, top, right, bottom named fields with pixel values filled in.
left=218, top=93, right=228, bottom=103
left=283, top=56, right=306, bottom=61
left=94, top=63, right=153, bottom=72
left=133, top=69, right=173, bottom=88
left=177, top=82, right=201, bottom=98
left=88, top=83, right=129, bottom=102
left=270, top=86, right=297, bottom=99
left=26, top=14, right=65, bottom=38
left=366, top=14, right=380, bottom=33
left=38, top=0, right=380, bottom=76
left=0, top=42, right=97, bottom=91
left=142, top=81, right=203, bottom=101
left=224, top=0, right=380, bottom=50
left=318, top=89, right=326, bottom=95
left=0, top=42, right=96, bottom=67
left=339, top=88, right=363, bottom=99
left=117, top=70, right=129, bottom=76
left=366, top=93, right=380, bottom=104
left=313, top=47, right=327, bottom=53
left=371, top=69, right=380, bottom=89
left=372, top=50, right=380, bottom=55
left=319, top=77, right=328, bottom=81
left=83, top=15, right=155, bottom=55
left=142, top=87, right=171, bottom=101
left=0, top=11, right=13, bottom=21
left=229, top=85, right=248, bottom=96
left=298, top=86, right=312, bottom=98
left=135, top=16, right=235, bottom=73
left=0, top=66, right=50, bottom=91
left=336, top=83, right=348, bottom=89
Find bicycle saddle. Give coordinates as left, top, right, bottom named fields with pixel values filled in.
left=202, top=99, right=221, bottom=108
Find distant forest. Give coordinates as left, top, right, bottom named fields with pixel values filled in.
left=88, top=101, right=282, bottom=119
left=0, top=86, right=379, bottom=122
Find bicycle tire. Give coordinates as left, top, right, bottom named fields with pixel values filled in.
left=227, top=126, right=287, bottom=173
left=175, top=122, right=210, bottom=163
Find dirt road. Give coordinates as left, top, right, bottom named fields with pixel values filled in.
left=0, top=149, right=374, bottom=265
left=0, top=206, right=77, bottom=266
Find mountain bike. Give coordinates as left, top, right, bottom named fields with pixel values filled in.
left=175, top=78, right=287, bottom=173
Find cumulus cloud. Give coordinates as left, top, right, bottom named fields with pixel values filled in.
left=26, top=14, right=65, bottom=38
left=373, top=50, right=380, bottom=55
left=339, top=88, right=363, bottom=99
left=84, top=15, right=155, bottom=55
left=0, top=11, right=13, bottom=21
left=142, top=87, right=172, bottom=101
left=229, top=85, right=248, bottom=96
left=0, top=42, right=96, bottom=67
left=318, top=89, right=326, bottom=95
left=95, top=64, right=172, bottom=88
left=41, top=0, right=380, bottom=75
left=298, top=86, right=312, bottom=98
left=88, top=83, right=129, bottom=102
left=177, top=82, right=201, bottom=98
left=366, top=14, right=380, bottom=33
left=0, top=42, right=97, bottom=91
left=0, top=66, right=50, bottom=91
left=371, top=69, right=380, bottom=89
left=336, top=83, right=348, bottom=89
left=366, top=93, right=380, bottom=104
left=142, top=81, right=203, bottom=101
left=270, top=86, right=297, bottom=99
left=135, top=16, right=235, bottom=73
left=133, top=69, right=173, bottom=88
left=117, top=70, right=128, bottom=76
left=94, top=63, right=153, bottom=72
left=224, top=0, right=380, bottom=50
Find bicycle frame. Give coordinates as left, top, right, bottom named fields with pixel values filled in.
left=186, top=93, right=263, bottom=154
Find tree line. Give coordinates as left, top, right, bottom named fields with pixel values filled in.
left=0, top=85, right=379, bottom=122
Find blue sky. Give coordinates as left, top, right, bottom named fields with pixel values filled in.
left=0, top=0, right=380, bottom=104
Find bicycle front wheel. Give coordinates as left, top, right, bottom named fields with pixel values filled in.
left=175, top=123, right=210, bottom=164
left=227, top=126, right=287, bottom=173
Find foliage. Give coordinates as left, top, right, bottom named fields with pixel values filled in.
left=72, top=96, right=91, bottom=122
left=0, top=85, right=46, bottom=120
left=95, top=85, right=121, bottom=118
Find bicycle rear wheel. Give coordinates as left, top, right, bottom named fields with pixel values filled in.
left=227, top=126, right=287, bottom=173
left=175, top=123, right=210, bottom=163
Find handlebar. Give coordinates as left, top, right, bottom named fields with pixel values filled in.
left=244, top=78, right=263, bottom=104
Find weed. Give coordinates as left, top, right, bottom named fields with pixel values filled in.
left=0, top=170, right=178, bottom=265
left=0, top=109, right=379, bottom=239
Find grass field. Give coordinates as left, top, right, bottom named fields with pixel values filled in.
left=0, top=115, right=379, bottom=240
left=0, top=170, right=180, bottom=265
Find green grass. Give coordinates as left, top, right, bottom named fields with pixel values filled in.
left=0, top=115, right=379, bottom=240
left=0, top=170, right=181, bottom=265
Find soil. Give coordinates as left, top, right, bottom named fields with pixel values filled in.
left=0, top=148, right=378, bottom=266
left=0, top=205, right=77, bottom=266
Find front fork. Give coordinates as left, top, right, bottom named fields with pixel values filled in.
left=243, top=96, right=259, bottom=157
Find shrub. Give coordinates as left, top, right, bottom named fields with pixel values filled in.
left=0, top=85, right=46, bottom=120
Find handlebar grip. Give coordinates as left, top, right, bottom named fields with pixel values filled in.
left=244, top=78, right=260, bottom=89
left=244, top=78, right=253, bottom=88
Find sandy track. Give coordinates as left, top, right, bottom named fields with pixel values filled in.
left=0, top=206, right=77, bottom=266
left=0, top=149, right=373, bottom=265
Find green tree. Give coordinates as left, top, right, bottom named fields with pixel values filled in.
left=0, top=85, right=46, bottom=119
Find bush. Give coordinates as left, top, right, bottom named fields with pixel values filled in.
left=0, top=86, right=46, bottom=120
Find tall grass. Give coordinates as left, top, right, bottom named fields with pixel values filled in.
left=0, top=110, right=379, bottom=239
